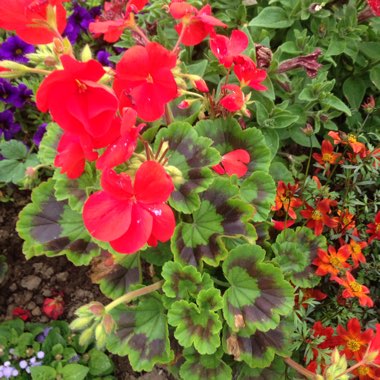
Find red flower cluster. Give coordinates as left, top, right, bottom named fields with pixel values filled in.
left=83, top=161, right=175, bottom=254
left=0, top=0, right=68, bottom=45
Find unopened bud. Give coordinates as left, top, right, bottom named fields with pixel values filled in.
left=44, top=56, right=58, bottom=67
left=301, top=123, right=314, bottom=136
left=25, top=167, right=37, bottom=178
left=362, top=95, right=376, bottom=114
left=255, top=44, right=273, bottom=69
left=178, top=100, right=190, bottom=109
left=194, top=78, right=209, bottom=93
left=309, top=3, right=323, bottom=13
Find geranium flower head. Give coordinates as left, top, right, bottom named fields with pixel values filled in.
left=113, top=42, right=178, bottom=122
left=212, top=149, right=250, bottom=178
left=37, top=55, right=118, bottom=139
left=272, top=181, right=303, bottom=220
left=300, top=198, right=338, bottom=236
left=366, top=211, right=380, bottom=244
left=332, top=272, right=373, bottom=307
left=233, top=55, right=267, bottom=91
left=219, top=84, right=246, bottom=113
left=83, top=161, right=175, bottom=254
left=0, top=0, right=68, bottom=45
left=169, top=2, right=227, bottom=46
left=210, top=30, right=248, bottom=68
left=313, top=245, right=351, bottom=277
left=337, top=318, right=373, bottom=360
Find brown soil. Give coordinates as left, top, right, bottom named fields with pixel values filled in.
left=0, top=188, right=172, bottom=380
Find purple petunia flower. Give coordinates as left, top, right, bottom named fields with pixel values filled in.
left=32, top=123, right=47, bottom=146
left=64, top=4, right=96, bottom=43
left=0, top=79, right=33, bottom=108
left=0, top=36, right=34, bottom=64
left=36, top=327, right=52, bottom=343
left=0, top=110, right=21, bottom=140
left=96, top=50, right=114, bottom=67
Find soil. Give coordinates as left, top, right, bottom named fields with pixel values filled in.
left=0, top=188, right=172, bottom=380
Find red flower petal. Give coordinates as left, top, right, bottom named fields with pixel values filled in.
left=220, top=149, right=250, bottom=178
left=100, top=169, right=134, bottom=200
left=147, top=203, right=176, bottom=245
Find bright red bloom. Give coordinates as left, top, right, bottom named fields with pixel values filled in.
left=328, top=131, right=367, bottom=155
left=313, top=140, right=341, bottom=166
left=353, top=364, right=380, bottom=380
left=368, top=0, right=380, bottom=16
left=113, top=42, right=178, bottom=122
left=219, top=84, right=245, bottom=113
left=272, top=219, right=296, bottom=230
left=83, top=161, right=175, bottom=254
left=169, top=2, right=227, bottom=46
left=332, top=272, right=374, bottom=307
left=336, top=209, right=356, bottom=233
left=346, top=239, right=367, bottom=268
left=366, top=324, right=380, bottom=366
left=12, top=307, right=31, bottom=321
left=210, top=30, right=248, bottom=68
left=296, top=288, right=327, bottom=308
left=212, top=149, right=250, bottom=178
left=300, top=199, right=338, bottom=236
left=42, top=294, right=64, bottom=320
left=337, top=318, right=373, bottom=360
left=272, top=181, right=303, bottom=220
left=37, top=55, right=118, bottom=139
left=313, top=245, right=351, bottom=277
left=233, top=55, right=267, bottom=91
left=0, top=0, right=68, bottom=45
left=310, top=321, right=342, bottom=352
left=366, top=211, right=380, bottom=244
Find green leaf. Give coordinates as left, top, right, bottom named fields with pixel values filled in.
left=271, top=227, right=327, bottom=287
left=236, top=356, right=286, bottom=379
left=325, top=39, right=346, bottom=57
left=240, top=171, right=276, bottom=222
left=168, top=289, right=223, bottom=354
left=360, top=42, right=380, bottom=60
left=249, top=7, right=293, bottom=28
left=88, top=349, right=114, bottom=376
left=321, top=94, right=351, bottom=116
left=179, top=348, right=232, bottom=380
left=53, top=164, right=98, bottom=212
left=269, top=162, right=293, bottom=184
left=223, top=322, right=291, bottom=368
left=154, top=122, right=221, bottom=214
left=107, top=293, right=174, bottom=372
left=343, top=77, right=367, bottom=109
left=38, top=123, right=62, bottom=166
left=162, top=261, right=212, bottom=300
left=16, top=179, right=101, bottom=265
left=195, top=118, right=272, bottom=177
left=141, top=241, right=173, bottom=266
left=223, top=244, right=294, bottom=333
left=187, top=60, right=208, bottom=76
left=61, top=364, right=89, bottom=380
left=0, top=140, right=27, bottom=159
left=261, top=129, right=279, bottom=160
left=30, top=366, right=57, bottom=380
left=172, top=177, right=256, bottom=267
left=270, top=109, right=299, bottom=129
left=370, top=66, right=380, bottom=90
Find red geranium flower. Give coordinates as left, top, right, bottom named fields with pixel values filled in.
left=219, top=84, right=245, bottom=113
left=169, top=2, right=226, bottom=46
left=83, top=161, right=175, bottom=254
left=212, top=149, right=250, bottom=178
left=233, top=55, right=267, bottom=91
left=272, top=181, right=303, bottom=220
left=37, top=55, right=118, bottom=139
left=332, top=272, right=374, bottom=307
left=313, top=140, right=341, bottom=167
left=0, top=0, right=68, bottom=45
left=368, top=0, right=380, bottom=16
left=313, top=245, right=351, bottom=277
left=300, top=198, right=338, bottom=236
left=12, top=307, right=31, bottom=321
left=366, top=211, right=380, bottom=244
left=210, top=30, right=248, bottom=68
left=337, top=318, right=373, bottom=360
left=113, top=42, right=178, bottom=122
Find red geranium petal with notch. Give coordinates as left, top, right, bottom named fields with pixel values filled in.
left=221, top=149, right=250, bottom=178
left=100, top=169, right=134, bottom=199
left=176, top=21, right=209, bottom=46
left=60, top=55, right=105, bottom=81
left=126, top=0, right=149, bottom=12
left=147, top=203, right=176, bottom=243
left=83, top=191, right=132, bottom=241
left=229, top=30, right=249, bottom=56
left=169, top=2, right=197, bottom=19
left=134, top=161, right=174, bottom=204
left=110, top=204, right=153, bottom=254
left=147, top=42, right=177, bottom=70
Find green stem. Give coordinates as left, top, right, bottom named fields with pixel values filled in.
left=164, top=103, right=174, bottom=125
left=105, top=281, right=163, bottom=313
left=335, top=359, right=365, bottom=378
left=284, top=357, right=317, bottom=379
left=212, top=277, right=230, bottom=288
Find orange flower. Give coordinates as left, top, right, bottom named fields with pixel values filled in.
left=353, top=364, right=380, bottom=380
left=346, top=239, right=368, bottom=268
left=272, top=181, right=303, bottom=219
left=336, top=209, right=356, bottom=233
left=300, top=198, right=338, bottom=236
left=328, top=131, right=366, bottom=155
left=336, top=318, right=373, bottom=360
left=313, top=246, right=351, bottom=276
left=332, top=272, right=373, bottom=307
left=366, top=211, right=380, bottom=244
left=313, top=139, right=341, bottom=166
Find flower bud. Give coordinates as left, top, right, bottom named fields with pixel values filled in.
left=301, top=123, right=314, bottom=136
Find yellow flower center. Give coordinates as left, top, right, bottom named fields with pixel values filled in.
left=376, top=223, right=380, bottom=233
left=347, top=339, right=361, bottom=352
left=312, top=210, right=322, bottom=220
left=352, top=243, right=361, bottom=255
left=348, top=134, right=357, bottom=143
left=322, top=153, right=333, bottom=162
left=358, top=366, right=370, bottom=375
left=330, top=257, right=341, bottom=268
left=349, top=281, right=362, bottom=293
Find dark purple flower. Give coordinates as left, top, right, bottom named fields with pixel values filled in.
left=0, top=110, right=21, bottom=140
left=0, top=79, right=33, bottom=108
left=32, top=123, right=47, bottom=146
left=0, top=36, right=34, bottom=64
left=63, top=4, right=95, bottom=43
left=14, top=83, right=33, bottom=107
left=96, top=50, right=114, bottom=67
left=35, top=327, right=52, bottom=343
